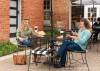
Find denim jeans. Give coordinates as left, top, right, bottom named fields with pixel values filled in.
left=20, top=39, right=32, bottom=47
left=57, top=40, right=83, bottom=66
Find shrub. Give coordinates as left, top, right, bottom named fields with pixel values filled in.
left=45, top=28, right=60, bottom=37
left=0, top=42, right=19, bottom=57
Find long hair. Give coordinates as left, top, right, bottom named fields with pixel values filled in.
left=19, top=19, right=30, bottom=32
left=80, top=18, right=91, bottom=29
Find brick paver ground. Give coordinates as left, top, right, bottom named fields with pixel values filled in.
left=0, top=42, right=100, bottom=71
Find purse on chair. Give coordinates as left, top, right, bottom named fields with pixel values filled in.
left=13, top=40, right=27, bottom=65
left=13, top=54, right=27, bottom=65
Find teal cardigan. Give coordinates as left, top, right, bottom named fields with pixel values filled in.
left=74, top=29, right=91, bottom=50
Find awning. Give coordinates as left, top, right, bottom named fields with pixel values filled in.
left=71, top=0, right=100, bottom=5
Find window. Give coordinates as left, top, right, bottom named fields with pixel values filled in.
left=44, top=0, right=51, bottom=28
left=10, top=0, right=18, bottom=37
left=88, top=7, right=97, bottom=22
left=44, top=0, right=51, bottom=20
left=10, top=0, right=21, bottom=38
left=44, top=0, right=50, bottom=10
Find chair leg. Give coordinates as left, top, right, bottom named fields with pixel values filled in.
left=81, top=53, right=85, bottom=64
left=89, top=41, right=92, bottom=49
left=68, top=51, right=72, bottom=69
left=27, top=48, right=32, bottom=71
left=96, top=42, right=99, bottom=53
left=71, top=52, right=74, bottom=60
left=84, top=53, right=90, bottom=71
left=25, top=46, right=27, bottom=64
left=68, top=51, right=90, bottom=71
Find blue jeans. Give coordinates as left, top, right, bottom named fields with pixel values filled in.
left=58, top=40, right=83, bottom=66
left=20, top=39, right=32, bottom=47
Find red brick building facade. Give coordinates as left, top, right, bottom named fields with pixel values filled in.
left=22, top=0, right=44, bottom=31
left=53, top=0, right=71, bottom=30
left=0, top=0, right=10, bottom=41
left=0, top=0, right=71, bottom=41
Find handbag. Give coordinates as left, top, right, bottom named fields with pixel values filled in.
left=13, top=42, right=27, bottom=65
left=13, top=54, right=27, bottom=65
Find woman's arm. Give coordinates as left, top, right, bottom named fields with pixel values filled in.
left=16, top=29, right=25, bottom=42
left=31, top=29, right=44, bottom=37
left=66, top=33, right=79, bottom=40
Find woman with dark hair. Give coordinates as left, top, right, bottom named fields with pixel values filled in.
left=55, top=18, right=91, bottom=68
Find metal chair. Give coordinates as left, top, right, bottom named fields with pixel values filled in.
left=89, top=31, right=100, bottom=52
left=17, top=39, right=29, bottom=60
left=27, top=36, right=51, bottom=71
left=68, top=38, right=91, bottom=71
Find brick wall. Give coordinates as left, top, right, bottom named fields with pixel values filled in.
left=0, top=0, right=10, bottom=41
left=21, top=0, right=70, bottom=31
left=53, top=0, right=71, bottom=30
left=22, top=0, right=44, bottom=31
left=0, top=0, right=71, bottom=41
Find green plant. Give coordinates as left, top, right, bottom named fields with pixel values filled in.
left=0, top=42, right=19, bottom=57
left=45, top=28, right=60, bottom=37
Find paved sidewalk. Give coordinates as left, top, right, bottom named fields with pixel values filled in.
left=0, top=45, right=100, bottom=71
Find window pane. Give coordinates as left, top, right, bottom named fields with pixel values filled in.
left=88, top=8, right=90, bottom=12
left=44, top=0, right=46, bottom=9
left=91, top=8, right=93, bottom=12
left=44, top=0, right=50, bottom=10
left=47, top=0, right=50, bottom=9
left=88, top=13, right=90, bottom=17
left=94, top=8, right=96, bottom=12
left=44, top=11, right=51, bottom=20
left=93, top=13, right=96, bottom=17
left=44, top=0, right=51, bottom=20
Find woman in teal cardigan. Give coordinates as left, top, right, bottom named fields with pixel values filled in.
left=55, top=18, right=91, bottom=68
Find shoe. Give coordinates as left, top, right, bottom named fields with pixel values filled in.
left=61, top=65, right=65, bottom=67
left=54, top=64, right=65, bottom=68
left=54, top=64, right=62, bottom=68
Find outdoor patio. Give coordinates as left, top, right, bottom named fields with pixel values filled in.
left=0, top=0, right=100, bottom=71
left=0, top=41, right=100, bottom=71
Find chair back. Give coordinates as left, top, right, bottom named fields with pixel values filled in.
left=85, top=34, right=92, bottom=50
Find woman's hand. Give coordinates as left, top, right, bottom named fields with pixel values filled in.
left=56, top=35, right=63, bottom=40
left=32, top=31, right=45, bottom=38
left=66, top=34, right=71, bottom=38
left=71, top=32, right=78, bottom=36
left=66, top=34, right=77, bottom=40
left=17, top=37, right=25, bottom=42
